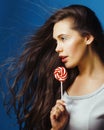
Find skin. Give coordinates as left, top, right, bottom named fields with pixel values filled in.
left=50, top=100, right=69, bottom=130
left=53, top=18, right=93, bottom=69
left=50, top=18, right=104, bottom=130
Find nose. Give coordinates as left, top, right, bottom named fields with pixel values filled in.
left=55, top=42, right=63, bottom=53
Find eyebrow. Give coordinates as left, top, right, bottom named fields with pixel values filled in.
left=53, top=34, right=70, bottom=40
left=53, top=34, right=64, bottom=39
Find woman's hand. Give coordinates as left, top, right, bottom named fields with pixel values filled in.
left=50, top=100, right=69, bottom=130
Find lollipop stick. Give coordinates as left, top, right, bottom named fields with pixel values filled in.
left=61, top=81, right=63, bottom=98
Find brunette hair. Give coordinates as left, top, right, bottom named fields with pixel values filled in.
left=4, top=4, right=104, bottom=130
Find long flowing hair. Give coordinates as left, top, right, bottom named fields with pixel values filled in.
left=3, top=4, right=104, bottom=130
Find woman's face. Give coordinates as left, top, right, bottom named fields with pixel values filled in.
left=53, top=18, right=88, bottom=68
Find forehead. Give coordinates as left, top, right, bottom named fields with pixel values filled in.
left=53, top=18, right=74, bottom=38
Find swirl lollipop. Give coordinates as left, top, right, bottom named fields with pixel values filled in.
left=54, top=66, right=67, bottom=98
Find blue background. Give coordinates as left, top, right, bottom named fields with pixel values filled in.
left=0, top=0, right=104, bottom=129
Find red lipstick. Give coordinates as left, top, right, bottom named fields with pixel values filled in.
left=59, top=56, right=68, bottom=63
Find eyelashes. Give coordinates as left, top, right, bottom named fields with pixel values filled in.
left=53, top=35, right=70, bottom=44
left=60, top=37, right=67, bottom=41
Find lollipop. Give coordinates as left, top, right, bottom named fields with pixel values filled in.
left=54, top=66, right=67, bottom=98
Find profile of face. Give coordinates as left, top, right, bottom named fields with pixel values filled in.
left=53, top=18, right=94, bottom=68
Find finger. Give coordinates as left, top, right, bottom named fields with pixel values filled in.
left=50, top=106, right=62, bottom=120
left=51, top=104, right=65, bottom=113
left=56, top=99, right=66, bottom=106
left=57, top=104, right=65, bottom=112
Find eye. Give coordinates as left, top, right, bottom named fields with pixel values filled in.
left=60, top=36, right=67, bottom=41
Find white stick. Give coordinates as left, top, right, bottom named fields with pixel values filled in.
left=61, top=81, right=63, bottom=99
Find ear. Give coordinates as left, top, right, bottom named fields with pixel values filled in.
left=85, top=34, right=94, bottom=45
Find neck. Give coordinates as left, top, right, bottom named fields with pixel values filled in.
left=78, top=48, right=104, bottom=78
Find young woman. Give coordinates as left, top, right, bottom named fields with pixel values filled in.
left=4, top=4, right=104, bottom=130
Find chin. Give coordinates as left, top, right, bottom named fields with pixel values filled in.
left=64, top=63, right=72, bottom=69
left=65, top=62, right=76, bottom=69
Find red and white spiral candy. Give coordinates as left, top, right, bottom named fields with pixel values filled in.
left=54, top=66, right=67, bottom=82
left=54, top=67, right=67, bottom=98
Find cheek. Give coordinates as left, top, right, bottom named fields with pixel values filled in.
left=66, top=46, right=76, bottom=56
left=65, top=40, right=80, bottom=55
left=65, top=46, right=87, bottom=68
left=66, top=39, right=86, bottom=58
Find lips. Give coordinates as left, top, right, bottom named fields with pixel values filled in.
left=59, top=56, right=68, bottom=63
